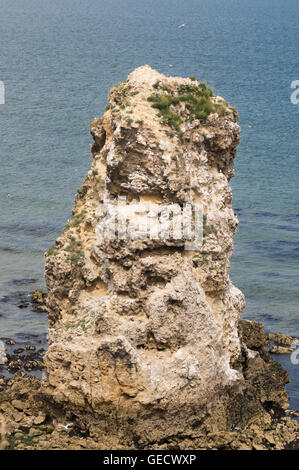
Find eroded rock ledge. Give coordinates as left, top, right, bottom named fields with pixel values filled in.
left=39, top=66, right=297, bottom=448
left=0, top=321, right=297, bottom=450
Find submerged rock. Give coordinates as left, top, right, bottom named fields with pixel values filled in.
left=41, top=66, right=297, bottom=448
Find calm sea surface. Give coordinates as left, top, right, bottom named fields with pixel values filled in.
left=0, top=0, right=298, bottom=408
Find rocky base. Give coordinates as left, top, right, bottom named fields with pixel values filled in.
left=0, top=319, right=298, bottom=450
left=0, top=373, right=298, bottom=450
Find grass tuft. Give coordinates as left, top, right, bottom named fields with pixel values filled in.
left=147, top=81, right=228, bottom=140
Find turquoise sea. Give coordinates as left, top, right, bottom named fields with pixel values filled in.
left=0, top=0, right=298, bottom=408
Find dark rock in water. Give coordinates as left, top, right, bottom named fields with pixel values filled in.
left=0, top=333, right=47, bottom=380
left=239, top=319, right=267, bottom=349
left=31, top=290, right=46, bottom=304
left=31, top=289, right=47, bottom=313
left=240, top=321, right=299, bottom=356
left=13, top=348, right=24, bottom=354
left=24, top=360, right=43, bottom=372
left=7, top=359, right=22, bottom=372
left=0, top=290, right=48, bottom=381
left=237, top=318, right=290, bottom=421
left=1, top=290, right=47, bottom=314
left=1, top=291, right=28, bottom=304
left=11, top=278, right=37, bottom=286
left=270, top=345, right=294, bottom=355
left=18, top=300, right=29, bottom=309
left=267, top=331, right=299, bottom=355
left=268, top=332, right=294, bottom=347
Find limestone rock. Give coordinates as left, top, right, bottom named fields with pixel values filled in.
left=268, top=332, right=296, bottom=347
left=270, top=345, right=294, bottom=355
left=239, top=319, right=267, bottom=349
left=0, top=370, right=294, bottom=450
left=41, top=66, right=294, bottom=447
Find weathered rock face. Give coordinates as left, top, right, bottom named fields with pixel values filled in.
left=42, top=66, right=290, bottom=447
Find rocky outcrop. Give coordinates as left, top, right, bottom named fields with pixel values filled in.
left=41, top=66, right=297, bottom=448
left=0, top=372, right=297, bottom=450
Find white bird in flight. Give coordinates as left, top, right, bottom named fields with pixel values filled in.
left=178, top=23, right=187, bottom=28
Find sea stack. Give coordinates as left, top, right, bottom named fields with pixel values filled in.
left=42, top=66, right=290, bottom=448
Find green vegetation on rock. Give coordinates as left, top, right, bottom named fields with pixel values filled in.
left=64, top=235, right=84, bottom=263
left=203, top=214, right=217, bottom=238
left=64, top=210, right=86, bottom=232
left=47, top=242, right=57, bottom=256
left=148, top=81, right=228, bottom=140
